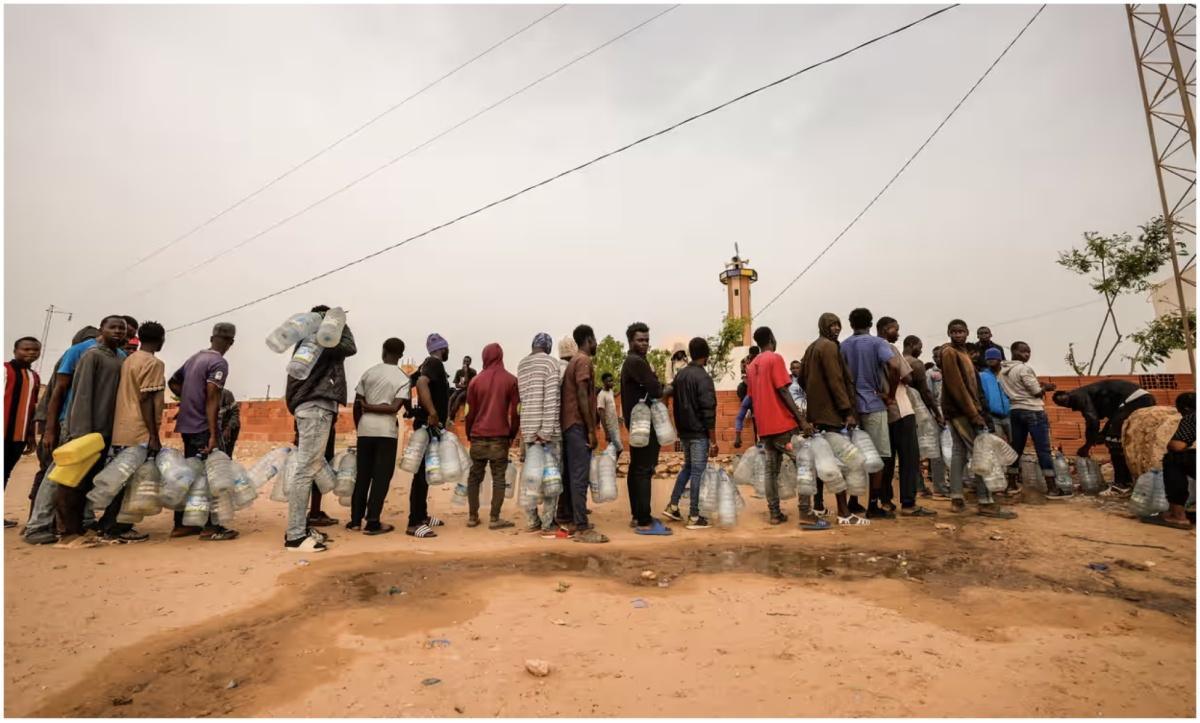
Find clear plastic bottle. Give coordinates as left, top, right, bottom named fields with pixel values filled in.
left=809, top=434, right=844, bottom=491
left=270, top=454, right=297, bottom=503
left=266, top=312, right=323, bottom=354
left=850, top=429, right=884, bottom=473
left=522, top=443, right=545, bottom=500
left=315, top=307, right=347, bottom=348
left=1076, top=456, right=1102, bottom=495
left=95, top=445, right=148, bottom=490
left=451, top=481, right=468, bottom=506
left=650, top=400, right=677, bottom=446
left=156, top=448, right=195, bottom=508
left=732, top=446, right=760, bottom=487
left=1019, top=455, right=1046, bottom=494
left=504, top=462, right=516, bottom=499
left=400, top=428, right=430, bottom=473
left=231, top=463, right=258, bottom=509
left=777, top=455, right=798, bottom=500
left=439, top=432, right=463, bottom=484
left=248, top=447, right=291, bottom=490
left=205, top=450, right=236, bottom=494
left=182, top=474, right=211, bottom=527
left=116, top=476, right=144, bottom=525
left=795, top=437, right=817, bottom=497
left=337, top=494, right=352, bottom=508
left=698, top=465, right=718, bottom=517
left=334, top=448, right=356, bottom=496
left=940, top=426, right=954, bottom=464
left=126, top=460, right=163, bottom=516
left=1052, top=449, right=1074, bottom=494
left=314, top=460, right=338, bottom=494
left=425, top=439, right=443, bottom=485
left=542, top=444, right=563, bottom=498
left=629, top=402, right=652, bottom=448
left=717, top=471, right=737, bottom=527
left=212, top=489, right=236, bottom=527
left=287, top=336, right=324, bottom=381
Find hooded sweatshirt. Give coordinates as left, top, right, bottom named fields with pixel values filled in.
left=798, top=313, right=856, bottom=429
left=285, top=323, right=357, bottom=414
left=998, top=360, right=1045, bottom=412
left=466, top=344, right=520, bottom=439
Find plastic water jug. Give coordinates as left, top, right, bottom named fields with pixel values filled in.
left=313, top=460, right=337, bottom=494
left=156, top=448, right=194, bottom=501
left=522, top=444, right=545, bottom=501
left=52, top=433, right=106, bottom=467
left=116, top=476, right=144, bottom=525
left=127, top=460, right=163, bottom=516
left=717, top=471, right=737, bottom=527
left=732, top=446, right=760, bottom=487
left=1052, top=450, right=1074, bottom=494
left=337, top=494, right=352, bottom=508
left=850, top=429, right=884, bottom=473
left=795, top=438, right=817, bottom=497
left=315, top=307, right=346, bottom=348
left=809, top=435, right=844, bottom=489
left=400, top=428, right=430, bottom=473
left=439, top=432, right=463, bottom=485
left=1019, top=455, right=1046, bottom=494
left=698, top=465, right=718, bottom=516
left=182, top=474, right=211, bottom=527
left=826, top=432, right=866, bottom=475
left=451, top=481, right=468, bottom=506
left=504, top=462, right=517, bottom=499
left=969, top=433, right=998, bottom=478
left=1129, top=469, right=1168, bottom=517
left=629, top=402, right=652, bottom=448
left=777, top=454, right=798, bottom=500
left=248, top=447, right=291, bottom=490
left=270, top=454, right=298, bottom=503
left=650, top=400, right=677, bottom=446
left=595, top=447, right=618, bottom=503
left=205, top=450, right=236, bottom=494
left=425, top=440, right=443, bottom=485
left=940, top=427, right=954, bottom=464
left=333, top=448, right=356, bottom=496
left=231, top=463, right=257, bottom=509
left=287, top=337, right=324, bottom=381
left=1076, top=456, right=1102, bottom=495
left=542, top=444, right=563, bottom=498
left=95, top=445, right=148, bottom=489
left=266, top=312, right=322, bottom=354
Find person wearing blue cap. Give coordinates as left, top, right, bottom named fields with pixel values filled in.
left=406, top=333, right=452, bottom=539
left=979, top=347, right=1012, bottom=443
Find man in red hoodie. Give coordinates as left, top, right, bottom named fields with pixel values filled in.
left=465, top=343, right=520, bottom=529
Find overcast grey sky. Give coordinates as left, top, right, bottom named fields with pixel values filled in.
left=4, top=3, right=1180, bottom=399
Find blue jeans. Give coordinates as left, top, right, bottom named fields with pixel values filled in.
left=1010, top=409, right=1053, bottom=472
left=670, top=438, right=708, bottom=518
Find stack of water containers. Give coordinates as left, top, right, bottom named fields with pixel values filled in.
left=265, top=307, right=347, bottom=381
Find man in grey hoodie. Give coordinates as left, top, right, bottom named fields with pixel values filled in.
left=998, top=341, right=1058, bottom=496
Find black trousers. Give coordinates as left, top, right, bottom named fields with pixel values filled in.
left=352, top=436, right=397, bottom=526
left=3, top=439, right=26, bottom=488
left=563, top=424, right=591, bottom=529
left=1163, top=450, right=1195, bottom=506
left=881, top=416, right=921, bottom=508
left=408, top=458, right=430, bottom=528
left=627, top=435, right=660, bottom=526
left=1104, top=395, right=1157, bottom=488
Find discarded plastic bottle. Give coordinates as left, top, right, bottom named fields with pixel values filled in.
left=400, top=428, right=430, bottom=473
left=315, top=307, right=347, bottom=348
left=287, top=337, right=324, bottom=381
left=266, top=312, right=323, bottom=354
left=629, top=402, right=652, bottom=448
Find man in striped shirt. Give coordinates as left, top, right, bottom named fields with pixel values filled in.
left=517, top=333, right=562, bottom=534
left=5, top=337, right=42, bottom=527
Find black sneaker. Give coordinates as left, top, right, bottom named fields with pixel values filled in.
left=103, top=529, right=150, bottom=544
left=866, top=507, right=896, bottom=520
left=346, top=521, right=362, bottom=531
left=24, top=529, right=58, bottom=545
left=847, top=500, right=867, bottom=515
left=769, top=511, right=789, bottom=525
left=686, top=516, right=711, bottom=530
left=662, top=504, right=683, bottom=522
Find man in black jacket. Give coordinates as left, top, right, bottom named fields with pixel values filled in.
left=663, top=337, right=718, bottom=529
left=283, top=305, right=356, bottom=553
left=620, top=322, right=673, bottom=535
left=1053, top=379, right=1154, bottom=494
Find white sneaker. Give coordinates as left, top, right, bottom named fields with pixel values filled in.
left=286, top=534, right=327, bottom=553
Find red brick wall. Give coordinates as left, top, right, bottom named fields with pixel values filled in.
left=163, top=373, right=1195, bottom=452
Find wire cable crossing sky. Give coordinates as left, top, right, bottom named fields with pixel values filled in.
left=166, top=3, right=959, bottom=332
left=131, top=4, right=679, bottom=301
left=754, top=3, right=1047, bottom=321
left=118, top=4, right=567, bottom=277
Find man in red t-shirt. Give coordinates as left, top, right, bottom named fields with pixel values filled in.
left=745, top=326, right=822, bottom=528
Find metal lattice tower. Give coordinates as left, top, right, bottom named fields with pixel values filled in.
left=1126, top=3, right=1196, bottom=373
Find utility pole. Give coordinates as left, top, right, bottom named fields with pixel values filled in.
left=1126, top=3, right=1196, bottom=373
left=37, top=305, right=74, bottom=374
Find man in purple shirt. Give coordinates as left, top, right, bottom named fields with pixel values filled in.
left=167, top=322, right=239, bottom=541
left=840, top=307, right=904, bottom=519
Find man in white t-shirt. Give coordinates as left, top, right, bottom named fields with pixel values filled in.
left=596, top=372, right=620, bottom=452
left=350, top=338, right=411, bottom=534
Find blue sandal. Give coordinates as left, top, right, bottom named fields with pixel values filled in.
left=800, top=519, right=831, bottom=531
left=635, top=520, right=673, bottom=536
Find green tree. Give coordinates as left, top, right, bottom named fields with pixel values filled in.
left=707, top=313, right=748, bottom=384
left=594, top=335, right=625, bottom=393
left=1126, top=309, right=1196, bottom=371
left=647, top=348, right=670, bottom=382
left=1056, top=216, right=1184, bottom=374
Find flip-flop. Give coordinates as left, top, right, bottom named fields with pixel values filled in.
left=406, top=524, right=437, bottom=538
left=1140, top=515, right=1193, bottom=530
left=204, top=529, right=240, bottom=541
left=635, top=520, right=673, bottom=536
left=800, top=519, right=831, bottom=531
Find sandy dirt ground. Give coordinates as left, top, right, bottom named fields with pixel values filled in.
left=3, top=447, right=1195, bottom=718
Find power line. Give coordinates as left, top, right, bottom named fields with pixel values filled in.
left=138, top=5, right=678, bottom=299
left=167, top=4, right=959, bottom=332
left=988, top=298, right=1104, bottom=329
left=754, top=4, right=1046, bottom=321
left=122, top=4, right=566, bottom=274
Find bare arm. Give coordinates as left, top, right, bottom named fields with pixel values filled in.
left=139, top=391, right=161, bottom=452
left=42, top=371, right=72, bottom=449
left=416, top=376, right=439, bottom=428
left=203, top=383, right=221, bottom=453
